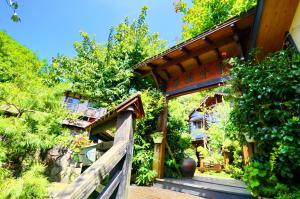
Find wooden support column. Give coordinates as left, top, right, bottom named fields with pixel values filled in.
left=113, top=107, right=135, bottom=199
left=152, top=143, right=160, bottom=177
left=155, top=99, right=168, bottom=178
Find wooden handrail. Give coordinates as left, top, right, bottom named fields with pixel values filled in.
left=55, top=141, right=127, bottom=199
left=56, top=94, right=144, bottom=199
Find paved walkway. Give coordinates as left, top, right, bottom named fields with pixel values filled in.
left=129, top=186, right=205, bottom=199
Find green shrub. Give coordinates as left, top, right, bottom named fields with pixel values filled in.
left=224, top=165, right=243, bottom=179
left=132, top=90, right=164, bottom=185
left=230, top=48, right=300, bottom=197
left=0, top=164, right=48, bottom=199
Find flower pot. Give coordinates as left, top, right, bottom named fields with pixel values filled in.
left=213, top=164, right=222, bottom=172
left=79, top=144, right=97, bottom=166
left=245, top=135, right=255, bottom=143
left=153, top=137, right=163, bottom=144
left=181, top=158, right=196, bottom=178
left=151, top=132, right=164, bottom=144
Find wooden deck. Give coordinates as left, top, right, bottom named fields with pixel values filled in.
left=154, top=175, right=252, bottom=199
left=129, top=186, right=205, bottom=199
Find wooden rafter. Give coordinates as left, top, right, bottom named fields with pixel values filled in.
left=194, top=56, right=202, bottom=67
left=181, top=47, right=191, bottom=54
left=163, top=69, right=171, bottom=78
left=205, top=36, right=222, bottom=58
left=231, top=23, right=245, bottom=57
left=149, top=63, right=168, bottom=82
left=162, top=55, right=173, bottom=62
left=177, top=63, right=186, bottom=72
left=154, top=36, right=235, bottom=72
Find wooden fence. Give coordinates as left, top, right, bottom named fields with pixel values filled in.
left=56, top=94, right=144, bottom=199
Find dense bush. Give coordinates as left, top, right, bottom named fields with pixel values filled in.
left=229, top=48, right=300, bottom=197
left=132, top=90, right=165, bottom=185
left=0, top=31, right=71, bottom=198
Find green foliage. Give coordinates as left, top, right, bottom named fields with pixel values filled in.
left=224, top=165, right=243, bottom=179
left=277, top=188, right=300, bottom=199
left=133, top=90, right=164, bottom=185
left=197, top=146, right=208, bottom=157
left=179, top=0, right=256, bottom=40
left=0, top=31, right=71, bottom=198
left=243, top=162, right=292, bottom=197
left=70, top=132, right=92, bottom=162
left=0, top=164, right=49, bottom=199
left=4, top=0, right=21, bottom=22
left=229, top=48, right=300, bottom=197
left=50, top=6, right=166, bottom=108
left=184, top=148, right=198, bottom=162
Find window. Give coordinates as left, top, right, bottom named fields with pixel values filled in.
left=65, top=97, right=80, bottom=112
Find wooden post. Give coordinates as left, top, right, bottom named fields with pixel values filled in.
left=156, top=100, right=168, bottom=178
left=152, top=143, right=160, bottom=177
left=223, top=150, right=230, bottom=165
left=113, top=107, right=135, bottom=199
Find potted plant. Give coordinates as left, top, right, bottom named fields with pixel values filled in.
left=70, top=132, right=97, bottom=166
left=151, top=132, right=164, bottom=144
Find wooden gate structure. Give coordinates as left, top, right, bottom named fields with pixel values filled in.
left=55, top=0, right=300, bottom=198
left=135, top=0, right=300, bottom=178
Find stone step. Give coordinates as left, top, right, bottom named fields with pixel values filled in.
left=154, top=177, right=253, bottom=199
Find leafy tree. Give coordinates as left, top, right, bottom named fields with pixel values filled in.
left=177, top=0, right=257, bottom=40
left=51, top=6, right=166, bottom=108
left=0, top=31, right=71, bottom=198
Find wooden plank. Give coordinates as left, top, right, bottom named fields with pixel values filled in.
left=96, top=141, right=114, bottom=151
left=97, top=171, right=122, bottom=199
left=255, top=0, right=300, bottom=55
left=166, top=77, right=229, bottom=98
left=55, top=142, right=127, bottom=199
left=114, top=108, right=135, bottom=199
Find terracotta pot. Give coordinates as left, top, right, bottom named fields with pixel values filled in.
left=181, top=158, right=196, bottom=178
left=213, top=164, right=222, bottom=172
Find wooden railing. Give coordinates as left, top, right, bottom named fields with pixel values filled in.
left=56, top=94, right=144, bottom=199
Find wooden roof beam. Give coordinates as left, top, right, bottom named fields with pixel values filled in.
left=194, top=56, right=202, bottom=67
left=149, top=63, right=168, bottom=82
left=205, top=36, right=222, bottom=58
left=215, top=48, right=222, bottom=59
left=231, top=23, right=245, bottom=58
left=162, top=55, right=173, bottom=62
left=181, top=47, right=191, bottom=54
left=155, top=36, right=235, bottom=72
left=163, top=69, right=171, bottom=78
left=177, top=63, right=186, bottom=72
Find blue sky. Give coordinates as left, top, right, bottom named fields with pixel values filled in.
left=0, top=0, right=189, bottom=62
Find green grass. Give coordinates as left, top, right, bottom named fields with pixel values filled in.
left=195, top=170, right=234, bottom=179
